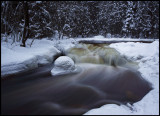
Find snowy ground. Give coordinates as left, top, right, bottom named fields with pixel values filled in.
left=1, top=38, right=61, bottom=77
left=84, top=40, right=159, bottom=115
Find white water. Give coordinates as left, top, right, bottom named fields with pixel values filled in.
left=66, top=44, right=138, bottom=70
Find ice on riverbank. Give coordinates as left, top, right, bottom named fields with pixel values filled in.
left=1, top=39, right=61, bottom=78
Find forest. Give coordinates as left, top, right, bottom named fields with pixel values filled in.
left=1, top=1, right=159, bottom=46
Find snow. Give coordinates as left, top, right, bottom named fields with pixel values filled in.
left=85, top=104, right=133, bottom=115
left=1, top=36, right=77, bottom=78
left=84, top=40, right=159, bottom=115
left=109, top=41, right=159, bottom=61
left=36, top=1, right=42, bottom=4
left=1, top=39, right=61, bottom=77
left=76, top=35, right=157, bottom=41
left=51, top=56, right=80, bottom=76
left=57, top=38, right=78, bottom=51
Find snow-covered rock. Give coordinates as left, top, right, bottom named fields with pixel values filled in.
left=51, top=56, right=80, bottom=76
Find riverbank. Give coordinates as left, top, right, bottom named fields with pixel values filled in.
left=1, top=36, right=157, bottom=78
left=1, top=39, right=61, bottom=78
left=84, top=40, right=159, bottom=115
left=77, top=35, right=157, bottom=44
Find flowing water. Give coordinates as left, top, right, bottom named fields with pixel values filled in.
left=66, top=44, right=138, bottom=69
left=1, top=43, right=152, bottom=115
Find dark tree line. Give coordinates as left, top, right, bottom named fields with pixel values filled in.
left=1, top=1, right=159, bottom=46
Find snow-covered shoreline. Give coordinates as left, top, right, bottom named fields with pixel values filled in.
left=84, top=40, right=159, bottom=115
left=1, top=39, right=61, bottom=78
left=76, top=35, right=157, bottom=42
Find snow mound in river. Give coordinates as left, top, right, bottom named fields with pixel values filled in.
left=51, top=56, right=80, bottom=76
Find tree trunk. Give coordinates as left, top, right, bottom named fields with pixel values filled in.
left=21, top=1, right=29, bottom=47
left=58, top=31, right=61, bottom=40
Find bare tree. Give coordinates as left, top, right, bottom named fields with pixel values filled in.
left=20, top=1, right=29, bottom=47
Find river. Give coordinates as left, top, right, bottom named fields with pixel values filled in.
left=1, top=43, right=152, bottom=115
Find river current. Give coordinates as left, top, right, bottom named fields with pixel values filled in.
left=1, top=44, right=152, bottom=115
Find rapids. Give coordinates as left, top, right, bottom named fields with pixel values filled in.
left=66, top=44, right=138, bottom=69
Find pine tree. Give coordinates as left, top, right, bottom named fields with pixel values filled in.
left=122, top=1, right=137, bottom=38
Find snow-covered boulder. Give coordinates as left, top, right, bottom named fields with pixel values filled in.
left=51, top=56, right=80, bottom=76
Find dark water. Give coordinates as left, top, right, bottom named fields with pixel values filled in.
left=1, top=63, right=152, bottom=115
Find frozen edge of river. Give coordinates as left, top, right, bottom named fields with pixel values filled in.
left=1, top=39, right=61, bottom=78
